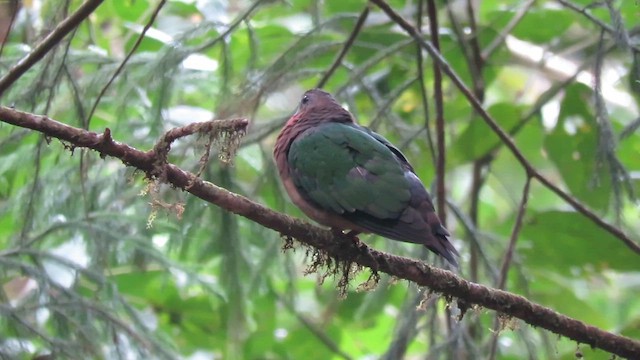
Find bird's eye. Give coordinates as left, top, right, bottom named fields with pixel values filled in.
left=301, top=95, right=310, bottom=105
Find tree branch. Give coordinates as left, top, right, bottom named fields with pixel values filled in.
left=415, top=0, right=436, bottom=166
left=0, top=106, right=639, bottom=358
left=481, top=0, right=535, bottom=60
left=489, top=175, right=532, bottom=359
left=0, top=0, right=105, bottom=97
left=556, top=0, right=638, bottom=52
left=426, top=0, right=447, bottom=227
left=317, top=5, right=370, bottom=89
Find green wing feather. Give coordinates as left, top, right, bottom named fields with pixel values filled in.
left=287, top=122, right=412, bottom=219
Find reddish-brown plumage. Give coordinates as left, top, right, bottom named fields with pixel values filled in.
left=273, top=91, right=363, bottom=231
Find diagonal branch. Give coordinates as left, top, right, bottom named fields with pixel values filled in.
left=0, top=106, right=639, bottom=358
left=193, top=0, right=266, bottom=53
left=369, top=0, right=640, bottom=256
left=489, top=175, right=532, bottom=359
left=317, top=5, right=370, bottom=89
left=481, top=0, right=535, bottom=60
left=0, top=0, right=105, bottom=97
left=85, top=0, right=167, bottom=126
left=556, top=0, right=638, bottom=52
left=496, top=176, right=532, bottom=290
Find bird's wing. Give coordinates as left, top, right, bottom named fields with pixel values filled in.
left=288, top=122, right=459, bottom=266
left=287, top=122, right=412, bottom=220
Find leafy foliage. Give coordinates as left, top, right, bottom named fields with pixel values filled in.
left=0, top=0, right=638, bottom=359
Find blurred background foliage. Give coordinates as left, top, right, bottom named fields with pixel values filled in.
left=0, top=0, right=639, bottom=359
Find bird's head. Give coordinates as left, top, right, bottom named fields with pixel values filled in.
left=287, top=88, right=353, bottom=127
left=296, top=89, right=340, bottom=113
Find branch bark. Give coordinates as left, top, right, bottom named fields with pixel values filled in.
left=426, top=0, right=447, bottom=226
left=0, top=106, right=638, bottom=359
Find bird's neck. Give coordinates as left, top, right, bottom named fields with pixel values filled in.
left=275, top=117, right=310, bottom=157
left=275, top=110, right=347, bottom=170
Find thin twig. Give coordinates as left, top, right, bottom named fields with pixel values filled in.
left=557, top=0, right=614, bottom=32
left=0, top=0, right=20, bottom=60
left=0, top=0, right=105, bottom=97
left=415, top=0, right=436, bottom=166
left=496, top=176, right=531, bottom=289
left=317, top=5, right=370, bottom=88
left=556, top=0, right=638, bottom=52
left=193, top=0, right=265, bottom=53
left=426, top=0, right=447, bottom=227
left=477, top=46, right=609, bottom=162
left=85, top=0, right=167, bottom=125
left=482, top=0, right=535, bottom=60
left=368, top=77, right=416, bottom=130
left=593, top=29, right=635, bottom=218
left=381, top=287, right=424, bottom=360
left=488, top=175, right=532, bottom=359
left=465, top=0, right=484, bottom=83
left=152, top=118, right=249, bottom=161
left=446, top=199, right=500, bottom=282
left=620, top=116, right=640, bottom=139
left=370, top=0, right=640, bottom=255
left=447, top=0, right=489, bottom=287
left=275, top=291, right=353, bottom=360
left=467, top=159, right=488, bottom=283
left=18, top=140, right=43, bottom=244
left=425, top=0, right=455, bottom=344
left=335, top=39, right=414, bottom=97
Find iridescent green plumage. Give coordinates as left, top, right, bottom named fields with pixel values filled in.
left=289, top=123, right=411, bottom=218
left=274, top=89, right=458, bottom=266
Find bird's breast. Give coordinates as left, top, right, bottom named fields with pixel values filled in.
left=282, top=177, right=366, bottom=232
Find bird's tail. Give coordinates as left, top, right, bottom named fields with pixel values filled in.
left=426, top=224, right=459, bottom=267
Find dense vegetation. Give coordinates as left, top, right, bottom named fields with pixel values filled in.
left=0, top=0, right=638, bottom=359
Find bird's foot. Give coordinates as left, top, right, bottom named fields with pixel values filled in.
left=332, top=229, right=375, bottom=263
left=330, top=228, right=380, bottom=275
left=345, top=230, right=361, bottom=242
left=331, top=228, right=362, bottom=246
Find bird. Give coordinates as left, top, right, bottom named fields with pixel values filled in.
left=273, top=89, right=459, bottom=266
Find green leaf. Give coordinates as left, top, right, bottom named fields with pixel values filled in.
left=521, top=211, right=638, bottom=272
left=450, top=102, right=524, bottom=163
left=544, top=83, right=611, bottom=211
left=112, top=0, right=150, bottom=22
left=487, top=8, right=574, bottom=44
